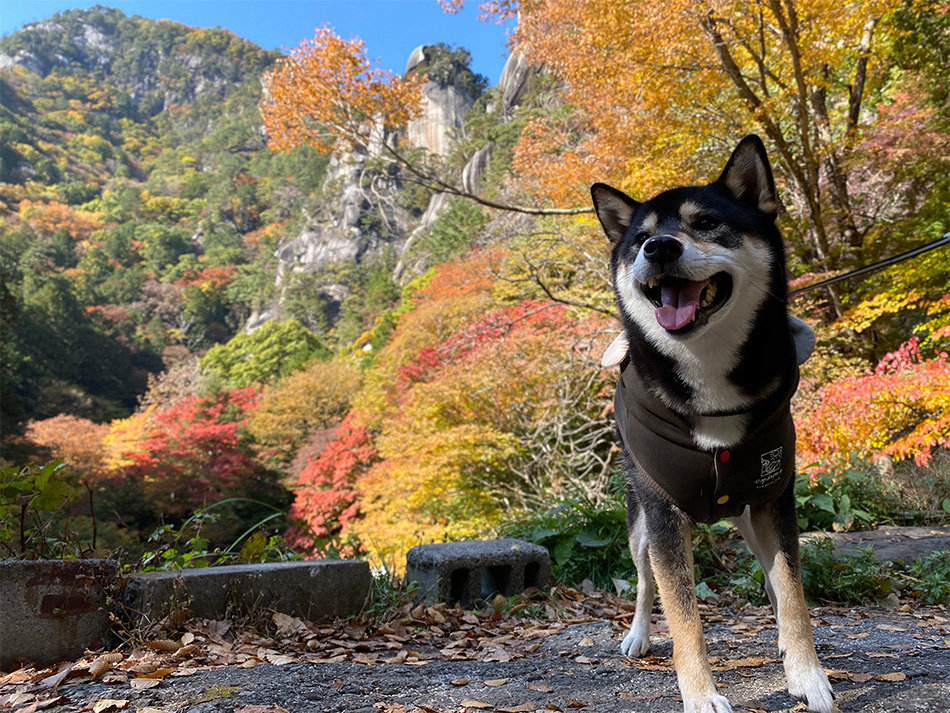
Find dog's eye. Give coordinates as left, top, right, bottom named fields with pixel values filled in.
left=693, top=216, right=719, bottom=231
left=633, top=231, right=650, bottom=244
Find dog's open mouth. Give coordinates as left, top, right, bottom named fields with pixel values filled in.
left=641, top=272, right=733, bottom=332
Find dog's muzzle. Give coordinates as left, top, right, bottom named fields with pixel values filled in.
left=638, top=238, right=733, bottom=333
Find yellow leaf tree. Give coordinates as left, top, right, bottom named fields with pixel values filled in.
left=248, top=359, right=363, bottom=463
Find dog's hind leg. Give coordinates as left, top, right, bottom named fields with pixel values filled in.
left=649, top=513, right=732, bottom=713
left=621, top=497, right=654, bottom=657
left=730, top=507, right=777, bottom=610
left=735, top=490, right=834, bottom=713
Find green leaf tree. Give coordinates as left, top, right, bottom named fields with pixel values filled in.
left=200, top=319, right=330, bottom=388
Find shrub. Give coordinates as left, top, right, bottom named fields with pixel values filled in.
left=501, top=495, right=633, bottom=590
left=796, top=338, right=950, bottom=467
left=0, top=460, right=90, bottom=558
left=903, top=550, right=950, bottom=604
left=800, top=537, right=895, bottom=602
left=794, top=465, right=901, bottom=532
left=138, top=499, right=299, bottom=571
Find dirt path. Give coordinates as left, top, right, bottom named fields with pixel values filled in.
left=5, top=595, right=949, bottom=713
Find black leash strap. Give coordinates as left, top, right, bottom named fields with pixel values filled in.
left=789, top=233, right=950, bottom=297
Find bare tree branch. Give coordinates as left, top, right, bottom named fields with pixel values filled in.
left=377, top=140, right=593, bottom=216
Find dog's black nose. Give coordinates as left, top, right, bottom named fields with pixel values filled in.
left=642, top=236, right=683, bottom=264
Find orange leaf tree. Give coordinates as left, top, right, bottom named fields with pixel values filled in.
left=461, top=0, right=948, bottom=350
left=26, top=415, right=111, bottom=483
left=510, top=0, right=908, bottom=269
left=343, top=249, right=615, bottom=565
left=261, top=25, right=422, bottom=155
left=352, top=249, right=501, bottom=421
left=281, top=248, right=616, bottom=566
left=349, top=303, right=615, bottom=567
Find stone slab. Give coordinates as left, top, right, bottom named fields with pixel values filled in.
left=802, top=525, right=950, bottom=563
left=405, top=539, right=551, bottom=608
left=127, top=560, right=371, bottom=624
left=0, top=560, right=116, bottom=670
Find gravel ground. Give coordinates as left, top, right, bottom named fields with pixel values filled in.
left=8, top=602, right=949, bottom=713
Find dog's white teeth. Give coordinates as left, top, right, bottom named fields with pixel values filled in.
left=645, top=276, right=661, bottom=289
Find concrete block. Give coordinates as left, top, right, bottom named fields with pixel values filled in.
left=0, top=560, right=116, bottom=670
left=405, top=539, right=551, bottom=608
left=127, top=560, right=370, bottom=624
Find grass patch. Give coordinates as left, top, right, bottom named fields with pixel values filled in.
left=800, top=537, right=895, bottom=602
left=364, top=565, right=419, bottom=624
left=899, top=550, right=950, bottom=604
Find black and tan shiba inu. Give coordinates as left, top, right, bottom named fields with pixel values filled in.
left=591, top=136, right=833, bottom=713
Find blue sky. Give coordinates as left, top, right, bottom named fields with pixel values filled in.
left=0, top=1, right=515, bottom=82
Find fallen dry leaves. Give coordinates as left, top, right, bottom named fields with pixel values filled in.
left=1, top=589, right=947, bottom=713
left=0, top=587, right=603, bottom=712
left=88, top=654, right=123, bottom=681
left=85, top=699, right=129, bottom=713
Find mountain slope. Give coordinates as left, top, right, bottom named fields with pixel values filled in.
left=0, top=7, right=329, bottom=435
left=0, top=6, right=497, bottom=441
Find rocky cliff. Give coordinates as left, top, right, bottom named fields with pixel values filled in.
left=256, top=43, right=524, bottom=329
left=0, top=7, right=532, bottom=336
left=404, top=45, right=476, bottom=157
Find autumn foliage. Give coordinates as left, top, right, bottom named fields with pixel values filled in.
left=287, top=413, right=377, bottom=553
left=248, top=359, right=362, bottom=463
left=352, top=249, right=500, bottom=419
left=18, top=200, right=104, bottom=243
left=6, top=4, right=948, bottom=567
left=118, top=387, right=264, bottom=517
left=26, top=415, right=111, bottom=483
left=797, top=339, right=950, bottom=468
left=323, top=249, right=615, bottom=565
left=261, top=25, right=422, bottom=154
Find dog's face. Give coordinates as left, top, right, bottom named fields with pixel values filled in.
left=592, top=136, right=786, bottom=351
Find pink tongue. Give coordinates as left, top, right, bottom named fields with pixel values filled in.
left=656, top=279, right=709, bottom=331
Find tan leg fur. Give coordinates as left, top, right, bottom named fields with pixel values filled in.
left=648, top=521, right=732, bottom=713
left=734, top=508, right=835, bottom=713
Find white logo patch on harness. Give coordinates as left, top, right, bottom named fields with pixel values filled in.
left=756, top=446, right=783, bottom=489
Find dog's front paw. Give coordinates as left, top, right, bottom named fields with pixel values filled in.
left=682, top=693, right=733, bottom=713
left=619, top=627, right=650, bottom=657
left=787, top=664, right=834, bottom=713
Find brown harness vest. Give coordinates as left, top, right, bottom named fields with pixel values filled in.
left=614, top=361, right=798, bottom=523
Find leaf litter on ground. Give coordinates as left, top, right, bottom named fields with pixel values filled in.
left=2, top=587, right=948, bottom=712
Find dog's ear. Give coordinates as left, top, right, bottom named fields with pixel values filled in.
left=716, top=135, right=778, bottom=219
left=591, top=183, right=640, bottom=244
